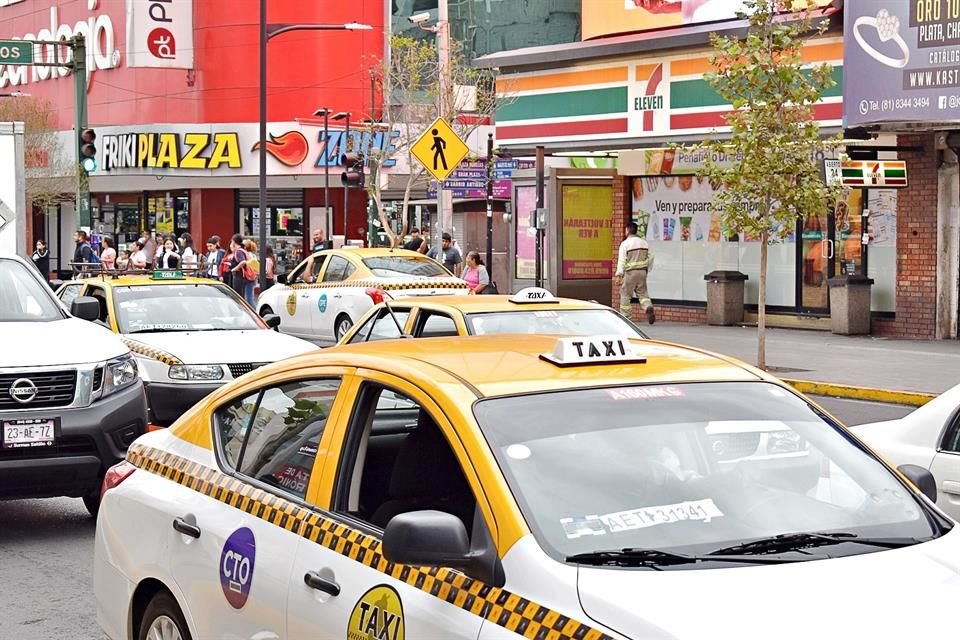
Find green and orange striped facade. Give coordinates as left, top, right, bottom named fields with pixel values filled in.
left=495, top=38, right=844, bottom=146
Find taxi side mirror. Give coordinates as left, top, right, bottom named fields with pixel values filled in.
left=263, top=314, right=281, bottom=329
left=49, top=279, right=64, bottom=291
left=382, top=510, right=505, bottom=587
left=898, top=464, right=937, bottom=503
left=71, top=296, right=101, bottom=322
left=276, top=273, right=288, bottom=285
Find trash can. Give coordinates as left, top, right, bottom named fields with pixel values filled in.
left=704, top=271, right=748, bottom=326
left=828, top=276, right=874, bottom=335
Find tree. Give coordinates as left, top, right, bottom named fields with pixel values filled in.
left=0, top=96, right=74, bottom=217
left=361, top=34, right=507, bottom=248
left=695, top=0, right=842, bottom=369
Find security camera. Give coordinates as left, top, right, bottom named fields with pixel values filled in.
left=408, top=12, right=431, bottom=24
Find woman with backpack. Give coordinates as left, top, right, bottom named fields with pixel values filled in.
left=228, top=234, right=257, bottom=306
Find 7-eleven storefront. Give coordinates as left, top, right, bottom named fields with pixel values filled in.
left=482, top=32, right=922, bottom=335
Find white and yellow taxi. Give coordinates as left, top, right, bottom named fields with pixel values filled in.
left=95, top=334, right=957, bottom=640
left=56, top=270, right=316, bottom=427
left=340, top=287, right=648, bottom=344
left=256, top=247, right=469, bottom=344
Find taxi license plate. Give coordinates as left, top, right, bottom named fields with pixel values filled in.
left=2, top=418, right=58, bottom=448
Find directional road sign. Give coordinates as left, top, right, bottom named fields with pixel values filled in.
left=0, top=40, right=33, bottom=65
left=411, top=117, right=469, bottom=182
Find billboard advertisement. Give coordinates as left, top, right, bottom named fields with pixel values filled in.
left=561, top=185, right=614, bottom=279
left=582, top=0, right=834, bottom=41
left=126, top=0, right=194, bottom=68
left=845, top=2, right=960, bottom=125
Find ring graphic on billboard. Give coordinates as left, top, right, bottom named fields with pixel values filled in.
left=853, top=9, right=909, bottom=69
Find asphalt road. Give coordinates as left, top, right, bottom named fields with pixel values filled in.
left=0, top=396, right=917, bottom=640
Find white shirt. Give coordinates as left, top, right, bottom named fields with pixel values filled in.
left=181, top=246, right=197, bottom=269
left=616, top=236, right=649, bottom=276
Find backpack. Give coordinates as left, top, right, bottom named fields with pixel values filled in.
left=84, top=243, right=100, bottom=264
left=247, top=252, right=261, bottom=275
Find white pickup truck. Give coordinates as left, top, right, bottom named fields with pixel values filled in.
left=0, top=252, right=147, bottom=516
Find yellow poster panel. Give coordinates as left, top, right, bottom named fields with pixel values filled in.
left=561, top=185, right=614, bottom=280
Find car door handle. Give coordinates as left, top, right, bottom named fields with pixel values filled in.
left=303, top=571, right=340, bottom=596
left=942, top=480, right=960, bottom=496
left=172, top=517, right=201, bottom=539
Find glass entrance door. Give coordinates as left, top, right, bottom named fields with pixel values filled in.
left=799, top=211, right=835, bottom=310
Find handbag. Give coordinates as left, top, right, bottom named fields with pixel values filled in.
left=481, top=280, right=499, bottom=295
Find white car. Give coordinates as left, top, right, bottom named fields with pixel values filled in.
left=256, top=248, right=469, bottom=344
left=57, top=271, right=316, bottom=427
left=853, top=385, right=960, bottom=520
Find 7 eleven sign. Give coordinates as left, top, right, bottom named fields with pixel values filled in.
left=840, top=160, right=908, bottom=189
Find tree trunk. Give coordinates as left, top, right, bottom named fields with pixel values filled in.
left=757, top=227, right=768, bottom=370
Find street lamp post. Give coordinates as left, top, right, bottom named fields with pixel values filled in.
left=257, top=2, right=370, bottom=285
left=313, top=107, right=331, bottom=248
left=332, top=111, right=351, bottom=245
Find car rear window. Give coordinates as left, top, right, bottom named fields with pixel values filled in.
left=362, top=256, right=449, bottom=278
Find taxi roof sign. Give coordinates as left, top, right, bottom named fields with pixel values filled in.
left=540, top=335, right=646, bottom=367
left=509, top=287, right=558, bottom=304
left=152, top=270, right=184, bottom=280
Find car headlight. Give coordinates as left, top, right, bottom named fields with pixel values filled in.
left=168, top=364, right=225, bottom=381
left=103, top=354, right=139, bottom=398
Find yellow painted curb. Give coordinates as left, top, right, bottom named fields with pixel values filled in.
left=783, top=379, right=936, bottom=407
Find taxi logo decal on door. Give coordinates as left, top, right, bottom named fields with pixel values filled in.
left=126, top=444, right=614, bottom=640
left=286, top=292, right=297, bottom=315
left=220, top=527, right=256, bottom=609
left=348, top=585, right=405, bottom=640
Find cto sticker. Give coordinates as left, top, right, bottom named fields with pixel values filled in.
left=318, top=293, right=328, bottom=313
left=285, top=292, right=297, bottom=315
left=220, top=527, right=256, bottom=609
left=347, top=585, right=404, bottom=640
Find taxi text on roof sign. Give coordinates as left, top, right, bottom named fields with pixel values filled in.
left=540, top=335, right=646, bottom=367
left=509, top=287, right=558, bottom=304
left=411, top=117, right=470, bottom=183
left=152, top=270, right=184, bottom=280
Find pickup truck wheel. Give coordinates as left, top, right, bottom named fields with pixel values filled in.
left=138, top=591, right=192, bottom=640
left=82, top=492, right=100, bottom=518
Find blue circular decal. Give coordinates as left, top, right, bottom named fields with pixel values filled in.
left=220, top=527, right=256, bottom=609
left=318, top=293, right=328, bottom=313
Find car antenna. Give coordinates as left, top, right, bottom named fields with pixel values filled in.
left=381, top=295, right=411, bottom=337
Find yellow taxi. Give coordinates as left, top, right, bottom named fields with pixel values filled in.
left=94, top=334, right=956, bottom=640
left=339, top=286, right=648, bottom=344
left=55, top=270, right=315, bottom=426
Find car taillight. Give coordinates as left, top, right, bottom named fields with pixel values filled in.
left=100, top=460, right=136, bottom=501
left=365, top=288, right=388, bottom=305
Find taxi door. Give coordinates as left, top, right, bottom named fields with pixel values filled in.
left=286, top=373, right=486, bottom=639
left=312, top=254, right=360, bottom=343
left=283, top=255, right=326, bottom=338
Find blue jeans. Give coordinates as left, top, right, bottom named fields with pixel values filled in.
left=244, top=281, right=256, bottom=306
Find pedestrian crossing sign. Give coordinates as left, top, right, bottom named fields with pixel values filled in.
left=411, top=117, right=470, bottom=183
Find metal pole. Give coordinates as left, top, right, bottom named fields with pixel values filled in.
left=535, top=145, right=545, bottom=288
left=72, top=35, right=90, bottom=229
left=323, top=111, right=330, bottom=248
left=437, top=0, right=453, bottom=237
left=343, top=114, right=350, bottom=243
left=485, top=133, right=493, bottom=272
left=257, top=0, right=268, bottom=286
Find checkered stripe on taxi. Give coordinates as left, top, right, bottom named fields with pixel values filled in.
left=288, top=279, right=469, bottom=292
left=126, top=443, right=614, bottom=640
left=121, top=338, right=183, bottom=366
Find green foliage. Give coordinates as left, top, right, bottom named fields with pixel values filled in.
left=697, top=0, right=842, bottom=242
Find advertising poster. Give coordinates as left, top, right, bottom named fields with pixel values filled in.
left=867, top=190, right=898, bottom=247
left=126, top=0, right=195, bottom=69
left=514, top=186, right=541, bottom=279
left=845, top=2, right=960, bottom=124
left=561, top=185, right=614, bottom=279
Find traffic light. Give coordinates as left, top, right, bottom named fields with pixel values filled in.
left=340, top=152, right=364, bottom=188
left=78, top=128, right=97, bottom=173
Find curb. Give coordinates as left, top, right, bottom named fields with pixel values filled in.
left=783, top=379, right=936, bottom=407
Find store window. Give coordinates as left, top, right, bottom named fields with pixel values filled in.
left=238, top=189, right=305, bottom=276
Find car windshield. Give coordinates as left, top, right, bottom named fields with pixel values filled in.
left=466, top=309, right=644, bottom=338
left=362, top=256, right=450, bottom=278
left=0, top=259, right=63, bottom=322
left=113, top=284, right=262, bottom=333
left=474, top=382, right=941, bottom=566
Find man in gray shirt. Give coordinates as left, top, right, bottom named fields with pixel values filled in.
left=428, top=232, right=462, bottom=277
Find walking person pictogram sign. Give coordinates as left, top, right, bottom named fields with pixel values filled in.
left=411, top=117, right=469, bottom=182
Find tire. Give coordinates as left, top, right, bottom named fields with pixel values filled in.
left=82, top=492, right=100, bottom=518
left=335, top=314, right=353, bottom=342
left=138, top=591, right=192, bottom=640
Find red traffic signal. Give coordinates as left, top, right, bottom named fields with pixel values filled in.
left=79, top=128, right=97, bottom=172
left=340, top=152, right=364, bottom=188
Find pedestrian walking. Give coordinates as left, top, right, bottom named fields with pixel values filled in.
left=461, top=251, right=491, bottom=295
left=228, top=234, right=256, bottom=305
left=205, top=236, right=225, bottom=280
left=31, top=239, right=50, bottom=280
left=262, top=245, right=277, bottom=292
left=157, top=237, right=181, bottom=269
left=130, top=241, right=148, bottom=269
left=403, top=227, right=427, bottom=253
left=615, top=222, right=655, bottom=324
left=427, top=232, right=463, bottom=277
left=100, top=237, right=117, bottom=270
left=73, top=230, right=98, bottom=274
left=179, top=233, right=198, bottom=271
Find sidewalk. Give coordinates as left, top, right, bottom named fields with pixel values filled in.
left=642, top=322, right=960, bottom=402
